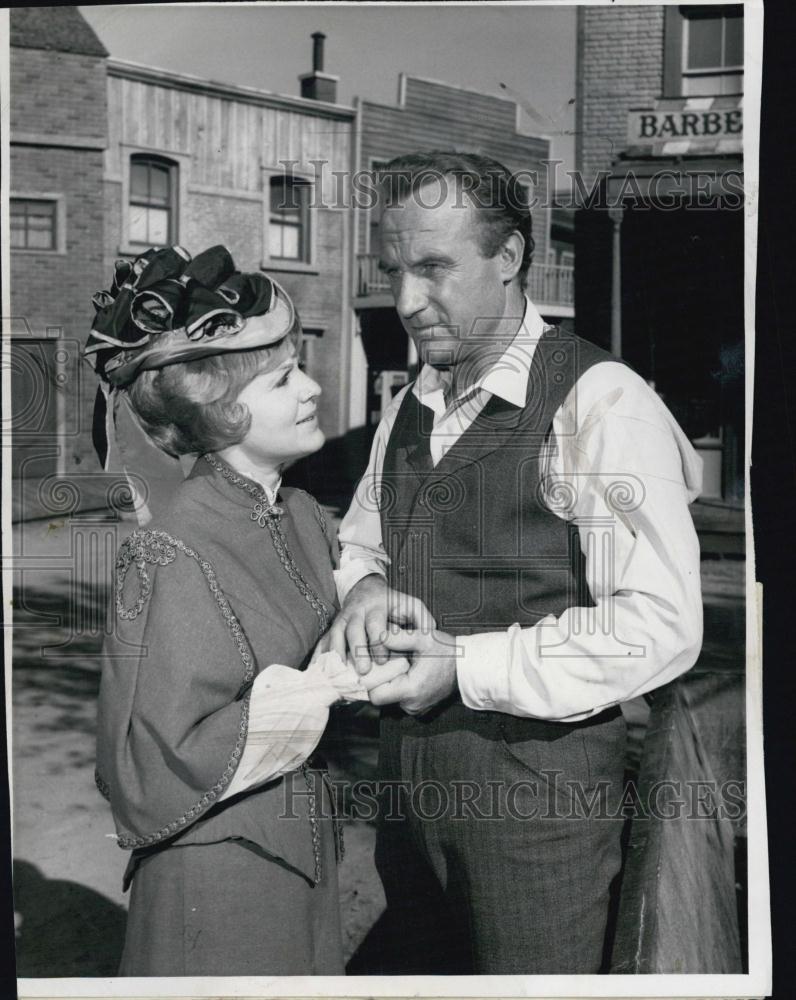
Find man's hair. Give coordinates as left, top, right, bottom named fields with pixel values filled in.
left=379, top=150, right=535, bottom=286
left=125, top=324, right=300, bottom=458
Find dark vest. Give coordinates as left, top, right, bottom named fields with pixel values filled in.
left=379, top=327, right=615, bottom=636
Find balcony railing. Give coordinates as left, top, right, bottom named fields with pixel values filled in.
left=525, top=260, right=575, bottom=310
left=356, top=254, right=575, bottom=310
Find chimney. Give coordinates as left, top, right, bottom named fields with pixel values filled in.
left=299, top=32, right=339, bottom=103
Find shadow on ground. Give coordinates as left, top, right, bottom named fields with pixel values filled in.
left=13, top=861, right=126, bottom=977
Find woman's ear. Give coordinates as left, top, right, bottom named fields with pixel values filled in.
left=500, top=231, right=525, bottom=284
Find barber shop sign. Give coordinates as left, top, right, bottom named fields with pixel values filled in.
left=627, top=99, right=743, bottom=152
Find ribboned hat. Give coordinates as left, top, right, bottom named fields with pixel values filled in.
left=85, top=244, right=299, bottom=472
left=84, top=244, right=296, bottom=388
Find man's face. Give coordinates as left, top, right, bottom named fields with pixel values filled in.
left=379, top=178, right=510, bottom=371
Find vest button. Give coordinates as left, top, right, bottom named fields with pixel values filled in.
left=397, top=564, right=407, bottom=574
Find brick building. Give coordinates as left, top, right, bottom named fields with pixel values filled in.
left=575, top=4, right=745, bottom=501
left=9, top=8, right=108, bottom=500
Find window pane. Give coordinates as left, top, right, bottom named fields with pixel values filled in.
left=686, top=15, right=723, bottom=69
left=129, top=206, right=149, bottom=243
left=268, top=223, right=284, bottom=259
left=130, top=162, right=150, bottom=198
left=270, top=179, right=286, bottom=213
left=280, top=225, right=300, bottom=259
left=28, top=202, right=54, bottom=220
left=10, top=199, right=56, bottom=250
left=28, top=213, right=53, bottom=230
left=725, top=14, right=743, bottom=66
left=149, top=165, right=170, bottom=205
left=682, top=72, right=725, bottom=96
left=269, top=222, right=302, bottom=260
left=147, top=208, right=170, bottom=245
left=270, top=179, right=302, bottom=217
left=27, top=226, right=53, bottom=249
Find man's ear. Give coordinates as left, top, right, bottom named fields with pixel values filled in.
left=500, top=231, right=525, bottom=284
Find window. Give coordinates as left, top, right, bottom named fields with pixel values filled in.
left=129, top=155, right=176, bottom=246
left=268, top=176, right=311, bottom=262
left=664, top=6, right=743, bottom=97
left=682, top=6, right=743, bottom=95
left=11, top=199, right=57, bottom=251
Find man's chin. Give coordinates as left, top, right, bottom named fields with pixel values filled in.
left=419, top=344, right=459, bottom=368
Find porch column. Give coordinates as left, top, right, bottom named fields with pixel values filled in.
left=608, top=205, right=625, bottom=358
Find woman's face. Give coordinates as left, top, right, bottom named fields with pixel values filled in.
left=233, top=347, right=325, bottom=470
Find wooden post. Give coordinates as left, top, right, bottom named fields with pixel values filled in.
left=608, top=206, right=624, bottom=358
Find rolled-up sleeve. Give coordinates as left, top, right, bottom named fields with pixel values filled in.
left=335, top=387, right=411, bottom=602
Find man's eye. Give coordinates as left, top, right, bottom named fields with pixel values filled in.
left=277, top=369, right=291, bottom=387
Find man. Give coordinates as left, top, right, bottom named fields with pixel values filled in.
left=330, top=151, right=703, bottom=974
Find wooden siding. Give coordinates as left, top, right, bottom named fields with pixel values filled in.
left=105, top=70, right=352, bottom=202
left=403, top=77, right=519, bottom=133
left=359, top=76, right=551, bottom=256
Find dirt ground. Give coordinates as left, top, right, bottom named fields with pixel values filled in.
left=9, top=512, right=746, bottom=977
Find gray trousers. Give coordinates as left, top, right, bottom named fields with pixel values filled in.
left=375, top=701, right=627, bottom=974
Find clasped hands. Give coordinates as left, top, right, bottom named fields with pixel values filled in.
left=317, top=575, right=459, bottom=715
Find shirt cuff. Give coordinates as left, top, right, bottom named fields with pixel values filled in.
left=457, top=622, right=610, bottom=722
left=455, top=629, right=512, bottom=712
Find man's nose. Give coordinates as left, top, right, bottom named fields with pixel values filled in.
left=394, top=274, right=426, bottom=319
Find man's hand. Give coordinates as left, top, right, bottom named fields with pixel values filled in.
left=327, top=575, right=435, bottom=675
left=367, top=627, right=460, bottom=715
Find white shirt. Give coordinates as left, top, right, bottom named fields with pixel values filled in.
left=335, top=297, right=705, bottom=722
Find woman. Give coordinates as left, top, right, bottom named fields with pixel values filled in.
left=87, top=245, right=374, bottom=976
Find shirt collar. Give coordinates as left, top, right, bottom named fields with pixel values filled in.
left=414, top=296, right=546, bottom=409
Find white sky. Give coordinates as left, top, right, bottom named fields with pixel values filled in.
left=79, top=3, right=577, bottom=173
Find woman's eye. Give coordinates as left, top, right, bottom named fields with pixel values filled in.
left=277, top=369, right=291, bottom=387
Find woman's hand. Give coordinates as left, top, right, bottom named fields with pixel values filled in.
left=310, top=631, right=333, bottom=663
left=308, top=642, right=411, bottom=700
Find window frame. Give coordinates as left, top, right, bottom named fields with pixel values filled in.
left=663, top=5, right=744, bottom=98
left=261, top=167, right=318, bottom=274
left=127, top=153, right=178, bottom=250
left=118, top=146, right=189, bottom=256
left=10, top=194, right=66, bottom=255
left=681, top=7, right=743, bottom=96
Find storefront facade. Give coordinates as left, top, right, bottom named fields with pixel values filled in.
left=576, top=4, right=744, bottom=501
